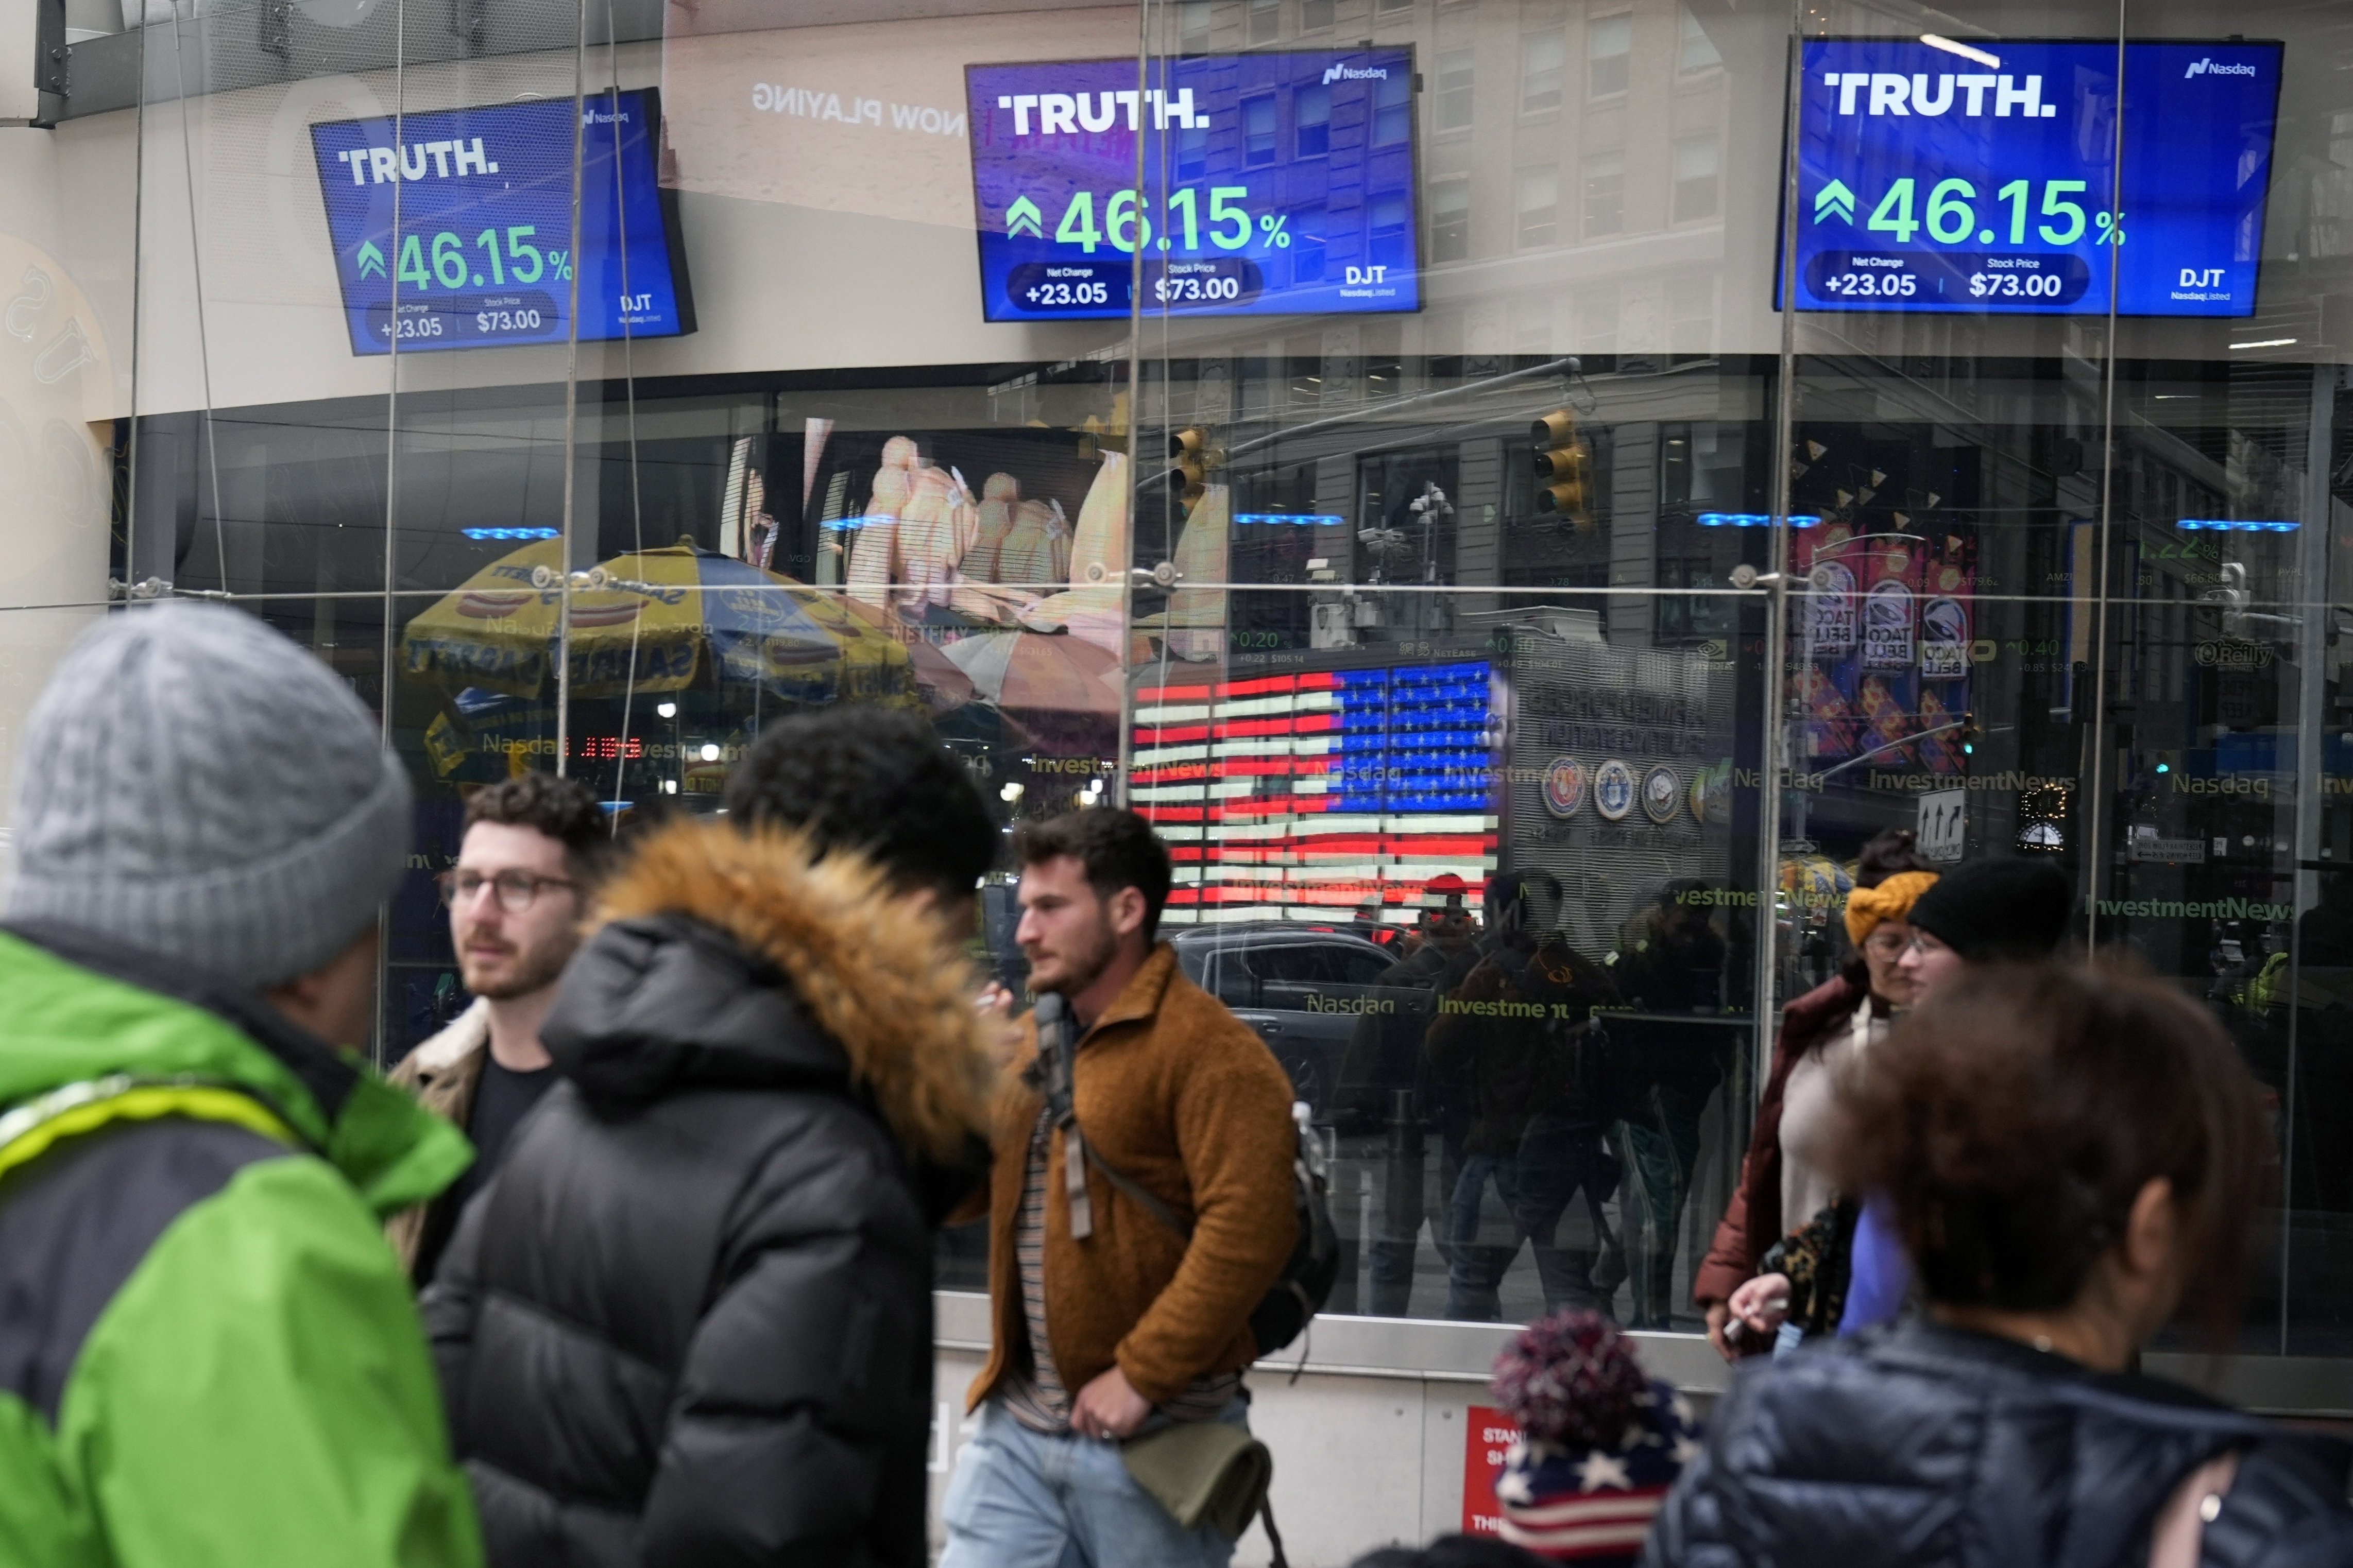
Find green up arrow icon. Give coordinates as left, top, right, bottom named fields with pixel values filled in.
left=1814, top=180, right=1855, bottom=225
left=356, top=240, right=386, bottom=278
left=1005, top=196, right=1044, bottom=239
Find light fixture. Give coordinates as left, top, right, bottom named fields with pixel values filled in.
left=656, top=701, right=677, bottom=719
left=2177, top=518, right=2297, bottom=532
left=1919, top=32, right=2000, bottom=68
left=2229, top=338, right=2297, bottom=350
left=461, top=526, right=561, bottom=541
left=999, top=782, right=1025, bottom=802
left=662, top=778, right=679, bottom=794
left=1697, top=512, right=1824, bottom=528
left=2156, top=763, right=2171, bottom=773
left=1234, top=513, right=1348, bottom=527
left=700, top=743, right=721, bottom=761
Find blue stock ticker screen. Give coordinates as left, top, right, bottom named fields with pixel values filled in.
left=965, top=51, right=1420, bottom=321
left=1782, top=39, right=2282, bottom=316
left=310, top=89, right=694, bottom=355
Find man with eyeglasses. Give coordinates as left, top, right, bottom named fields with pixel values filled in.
left=389, top=772, right=605, bottom=1283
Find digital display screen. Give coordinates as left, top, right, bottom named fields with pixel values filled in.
left=310, top=88, right=694, bottom=355
left=1782, top=39, right=2281, bottom=316
left=966, top=51, right=1420, bottom=321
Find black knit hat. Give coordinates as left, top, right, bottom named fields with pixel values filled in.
left=1905, top=857, right=2074, bottom=961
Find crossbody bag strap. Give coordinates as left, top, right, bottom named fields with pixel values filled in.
left=1076, top=1136, right=1191, bottom=1239
left=1034, top=996, right=1192, bottom=1244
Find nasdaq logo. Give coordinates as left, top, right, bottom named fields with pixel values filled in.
left=2184, top=58, right=2258, bottom=78
left=1321, top=62, right=1388, bottom=84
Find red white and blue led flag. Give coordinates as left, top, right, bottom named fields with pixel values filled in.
left=1132, top=661, right=1499, bottom=922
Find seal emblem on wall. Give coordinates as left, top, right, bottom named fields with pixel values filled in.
left=1594, top=759, right=1636, bottom=822
left=1642, top=763, right=1683, bottom=824
left=1541, top=755, right=1587, bottom=818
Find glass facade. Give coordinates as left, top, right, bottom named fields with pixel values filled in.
left=18, top=0, right=2353, bottom=1391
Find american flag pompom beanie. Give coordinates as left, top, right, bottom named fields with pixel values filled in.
left=1490, top=1309, right=1646, bottom=1449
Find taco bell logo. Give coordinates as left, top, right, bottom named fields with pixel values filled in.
left=2185, top=57, right=2257, bottom=78
left=1322, top=62, right=1389, bottom=84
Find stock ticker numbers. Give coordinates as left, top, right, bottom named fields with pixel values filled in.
left=966, top=52, right=1419, bottom=321
left=1783, top=39, right=2282, bottom=317
left=309, top=89, right=694, bottom=356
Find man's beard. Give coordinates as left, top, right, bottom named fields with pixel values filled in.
left=462, top=939, right=574, bottom=1001
left=1038, top=919, right=1120, bottom=996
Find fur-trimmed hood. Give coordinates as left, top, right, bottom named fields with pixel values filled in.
left=541, top=818, right=993, bottom=1163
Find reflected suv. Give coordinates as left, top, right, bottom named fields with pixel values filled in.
left=1166, top=922, right=1405, bottom=1116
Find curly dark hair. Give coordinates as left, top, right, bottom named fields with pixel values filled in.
left=1012, top=808, right=1173, bottom=939
left=463, top=772, right=609, bottom=882
left=723, top=707, right=998, bottom=899
left=1832, top=960, right=2272, bottom=1347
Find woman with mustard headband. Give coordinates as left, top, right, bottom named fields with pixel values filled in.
left=1694, top=831, right=1939, bottom=1359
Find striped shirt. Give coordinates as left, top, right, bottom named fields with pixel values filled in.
left=999, top=1105, right=1244, bottom=1434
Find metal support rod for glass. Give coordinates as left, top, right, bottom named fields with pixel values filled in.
left=2283, top=364, right=2340, bottom=1351
left=2083, top=11, right=2128, bottom=952
left=554, top=0, right=589, bottom=778
left=1113, top=0, right=1150, bottom=811
left=1753, top=20, right=1805, bottom=1087
left=371, top=0, right=412, bottom=1069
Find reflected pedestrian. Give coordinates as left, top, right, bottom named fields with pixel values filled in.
left=1648, top=962, right=2353, bottom=1567
left=1426, top=873, right=1619, bottom=1320
left=426, top=708, right=1000, bottom=1565
left=1607, top=880, right=1734, bottom=1329
left=0, top=603, right=480, bottom=1565
left=389, top=772, right=606, bottom=1284
left=1342, top=872, right=1477, bottom=1316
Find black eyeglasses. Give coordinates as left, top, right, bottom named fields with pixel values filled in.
left=438, top=869, right=577, bottom=912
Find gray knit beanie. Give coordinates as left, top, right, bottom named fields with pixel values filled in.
left=7, top=602, right=414, bottom=990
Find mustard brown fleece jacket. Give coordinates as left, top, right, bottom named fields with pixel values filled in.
left=964, top=943, right=1299, bottom=1409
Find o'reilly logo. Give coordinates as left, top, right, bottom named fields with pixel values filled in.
left=1322, top=62, right=1389, bottom=84
left=2185, top=58, right=2258, bottom=78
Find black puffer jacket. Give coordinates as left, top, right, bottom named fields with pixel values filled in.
left=1645, top=1321, right=2353, bottom=1568
left=424, top=822, right=993, bottom=1568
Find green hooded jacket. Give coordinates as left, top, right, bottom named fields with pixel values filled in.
left=0, top=924, right=483, bottom=1568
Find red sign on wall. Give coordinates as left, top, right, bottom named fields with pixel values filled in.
left=1461, top=1404, right=1523, bottom=1536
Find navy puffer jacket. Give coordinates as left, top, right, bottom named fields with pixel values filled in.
left=1645, top=1321, right=2353, bottom=1568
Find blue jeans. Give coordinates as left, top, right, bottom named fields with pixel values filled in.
left=940, top=1398, right=1247, bottom=1568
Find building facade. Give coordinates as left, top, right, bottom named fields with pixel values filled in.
left=5, top=0, right=2353, bottom=1555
